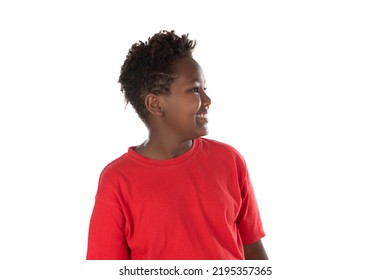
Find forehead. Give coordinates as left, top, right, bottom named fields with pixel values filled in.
left=173, top=57, right=205, bottom=83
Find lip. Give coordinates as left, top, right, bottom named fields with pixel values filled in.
left=195, top=109, right=208, bottom=117
left=195, top=111, right=208, bottom=124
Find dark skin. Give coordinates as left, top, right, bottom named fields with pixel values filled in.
left=135, top=57, right=268, bottom=260
left=244, top=240, right=269, bottom=260
left=135, top=57, right=210, bottom=159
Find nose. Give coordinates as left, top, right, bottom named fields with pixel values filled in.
left=201, top=90, right=211, bottom=108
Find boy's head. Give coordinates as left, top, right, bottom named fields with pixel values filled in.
left=118, top=30, right=196, bottom=124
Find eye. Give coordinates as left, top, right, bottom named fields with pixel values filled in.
left=191, top=87, right=207, bottom=93
left=191, top=87, right=200, bottom=93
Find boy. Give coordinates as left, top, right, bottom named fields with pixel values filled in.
left=87, top=30, right=268, bottom=260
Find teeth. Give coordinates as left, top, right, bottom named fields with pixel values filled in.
left=196, top=114, right=208, bottom=119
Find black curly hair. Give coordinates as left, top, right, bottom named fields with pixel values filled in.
left=118, top=30, right=197, bottom=123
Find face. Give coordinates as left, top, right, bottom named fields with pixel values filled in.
left=159, top=57, right=211, bottom=140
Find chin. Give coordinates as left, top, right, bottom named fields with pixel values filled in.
left=197, top=127, right=209, bottom=137
left=187, top=124, right=209, bottom=139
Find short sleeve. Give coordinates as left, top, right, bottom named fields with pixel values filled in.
left=234, top=153, right=266, bottom=245
left=86, top=170, right=130, bottom=260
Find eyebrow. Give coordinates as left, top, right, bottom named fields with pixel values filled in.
left=190, top=78, right=206, bottom=84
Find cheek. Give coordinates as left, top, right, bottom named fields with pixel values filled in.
left=178, top=97, right=201, bottom=115
left=166, top=95, right=201, bottom=119
left=190, top=95, right=202, bottom=111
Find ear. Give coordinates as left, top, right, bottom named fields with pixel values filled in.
left=144, top=93, right=164, bottom=117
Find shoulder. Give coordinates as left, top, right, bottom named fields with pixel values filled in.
left=99, top=153, right=130, bottom=181
left=198, top=138, right=250, bottom=187
left=95, top=152, right=132, bottom=198
left=199, top=138, right=242, bottom=155
left=198, top=138, right=246, bottom=164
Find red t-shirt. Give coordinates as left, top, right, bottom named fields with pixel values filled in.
left=87, top=138, right=265, bottom=260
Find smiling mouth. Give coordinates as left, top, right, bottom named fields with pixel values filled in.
left=195, top=113, right=208, bottom=119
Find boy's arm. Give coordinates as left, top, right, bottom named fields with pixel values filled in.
left=243, top=239, right=269, bottom=260
left=87, top=196, right=130, bottom=260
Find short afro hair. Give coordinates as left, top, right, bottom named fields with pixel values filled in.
left=118, top=30, right=196, bottom=123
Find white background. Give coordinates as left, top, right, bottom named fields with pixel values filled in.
left=1, top=0, right=389, bottom=279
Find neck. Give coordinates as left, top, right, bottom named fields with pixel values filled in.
left=135, top=132, right=194, bottom=160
